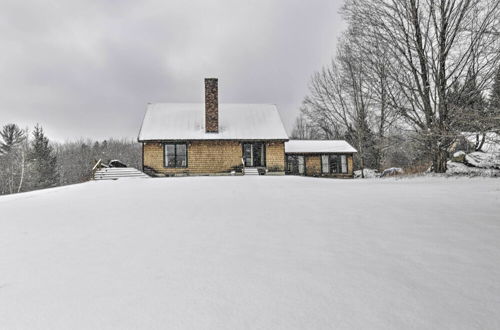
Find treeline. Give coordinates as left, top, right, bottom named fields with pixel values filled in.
left=0, top=123, right=141, bottom=196
left=293, top=0, right=500, bottom=173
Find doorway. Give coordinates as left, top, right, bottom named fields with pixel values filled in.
left=242, top=143, right=265, bottom=167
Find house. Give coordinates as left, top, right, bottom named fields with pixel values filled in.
left=284, top=140, right=356, bottom=177
left=138, top=78, right=288, bottom=176
left=138, top=78, right=357, bottom=177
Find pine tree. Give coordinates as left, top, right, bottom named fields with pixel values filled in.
left=29, top=125, right=59, bottom=190
left=0, top=124, right=26, bottom=194
left=0, top=124, right=25, bottom=154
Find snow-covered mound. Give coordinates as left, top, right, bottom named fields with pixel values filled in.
left=380, top=167, right=404, bottom=177
left=354, top=168, right=379, bottom=178
left=1, top=177, right=500, bottom=329
left=465, top=152, right=500, bottom=169
left=447, top=151, right=500, bottom=176
left=446, top=161, right=500, bottom=176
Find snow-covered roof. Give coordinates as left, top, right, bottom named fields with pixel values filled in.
left=285, top=140, right=357, bottom=153
left=138, top=103, right=289, bottom=141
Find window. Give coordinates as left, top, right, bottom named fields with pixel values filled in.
left=321, top=155, right=329, bottom=174
left=329, top=155, right=339, bottom=173
left=286, top=155, right=305, bottom=175
left=321, top=154, right=348, bottom=174
left=340, top=155, right=347, bottom=173
left=286, top=155, right=295, bottom=173
left=164, top=143, right=187, bottom=168
left=298, top=156, right=305, bottom=174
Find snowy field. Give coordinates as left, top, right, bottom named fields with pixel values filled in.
left=1, top=176, right=499, bottom=329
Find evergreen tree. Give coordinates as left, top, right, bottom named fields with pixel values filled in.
left=0, top=124, right=25, bottom=154
left=0, top=124, right=27, bottom=194
left=29, top=125, right=59, bottom=190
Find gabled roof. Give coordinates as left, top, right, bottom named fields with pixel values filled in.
left=285, top=140, right=357, bottom=153
left=138, top=103, right=289, bottom=141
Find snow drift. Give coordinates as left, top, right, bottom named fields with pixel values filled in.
left=1, top=177, right=499, bottom=329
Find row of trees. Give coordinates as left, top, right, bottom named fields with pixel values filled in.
left=0, top=124, right=141, bottom=196
left=0, top=124, right=58, bottom=195
left=293, top=0, right=500, bottom=173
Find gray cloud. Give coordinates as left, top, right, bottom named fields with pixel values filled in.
left=0, top=0, right=345, bottom=141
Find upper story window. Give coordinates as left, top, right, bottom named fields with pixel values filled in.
left=164, top=143, right=187, bottom=168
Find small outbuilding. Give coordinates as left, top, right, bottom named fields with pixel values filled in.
left=284, top=140, right=357, bottom=177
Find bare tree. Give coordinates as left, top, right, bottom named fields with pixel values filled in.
left=301, top=26, right=395, bottom=173
left=344, top=0, right=500, bottom=172
left=54, top=138, right=141, bottom=185
left=290, top=113, right=323, bottom=139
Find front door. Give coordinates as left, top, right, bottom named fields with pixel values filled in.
left=243, top=143, right=264, bottom=167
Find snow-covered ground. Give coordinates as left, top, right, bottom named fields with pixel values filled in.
left=1, top=176, right=499, bottom=329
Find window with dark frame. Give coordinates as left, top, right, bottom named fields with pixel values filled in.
left=329, top=154, right=339, bottom=173
left=164, top=143, right=187, bottom=168
left=286, top=155, right=295, bottom=173
left=286, top=155, right=305, bottom=175
left=322, top=154, right=348, bottom=174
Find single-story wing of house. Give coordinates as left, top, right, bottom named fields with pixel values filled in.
left=138, top=78, right=357, bottom=177
left=284, top=140, right=356, bottom=177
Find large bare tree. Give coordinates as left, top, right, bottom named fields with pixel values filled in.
left=343, top=0, right=500, bottom=172
left=301, top=23, right=399, bottom=172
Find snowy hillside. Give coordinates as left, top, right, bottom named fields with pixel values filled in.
left=1, top=177, right=499, bottom=329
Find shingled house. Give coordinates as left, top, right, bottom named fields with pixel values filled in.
left=138, top=78, right=289, bottom=176
left=138, top=78, right=356, bottom=177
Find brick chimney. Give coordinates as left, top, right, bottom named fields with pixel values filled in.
left=205, top=78, right=219, bottom=133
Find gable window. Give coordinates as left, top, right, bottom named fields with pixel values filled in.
left=322, top=154, right=348, bottom=174
left=164, top=143, right=187, bottom=168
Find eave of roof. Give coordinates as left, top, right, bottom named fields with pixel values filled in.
left=284, top=140, right=358, bottom=154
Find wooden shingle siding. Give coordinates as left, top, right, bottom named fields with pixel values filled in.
left=348, top=156, right=353, bottom=176
left=305, top=155, right=321, bottom=176
left=144, top=140, right=286, bottom=175
left=265, top=141, right=285, bottom=171
left=144, top=141, right=241, bottom=175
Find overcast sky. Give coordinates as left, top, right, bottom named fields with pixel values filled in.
left=0, top=0, right=345, bottom=141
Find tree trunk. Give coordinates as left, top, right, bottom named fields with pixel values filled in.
left=432, top=146, right=448, bottom=173
left=17, top=150, right=25, bottom=193
left=476, top=133, right=486, bottom=151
